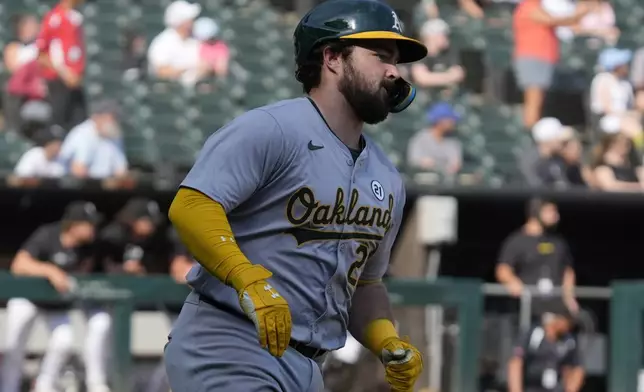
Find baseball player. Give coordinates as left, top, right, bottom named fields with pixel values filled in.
left=165, top=1, right=427, bottom=391
left=1, top=201, right=111, bottom=392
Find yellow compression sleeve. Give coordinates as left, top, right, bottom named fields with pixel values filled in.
left=168, top=187, right=271, bottom=291
left=364, top=318, right=399, bottom=354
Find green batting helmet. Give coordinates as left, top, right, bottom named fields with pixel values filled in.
left=293, top=0, right=428, bottom=113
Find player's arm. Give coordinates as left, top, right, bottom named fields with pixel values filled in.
left=167, top=229, right=193, bottom=284
left=347, top=185, right=406, bottom=353
left=168, top=109, right=293, bottom=357
left=495, top=235, right=524, bottom=297
left=507, top=331, right=530, bottom=392
left=11, top=227, right=71, bottom=293
left=11, top=227, right=58, bottom=277
left=347, top=184, right=422, bottom=390
left=168, top=109, right=287, bottom=286
left=562, top=339, right=585, bottom=392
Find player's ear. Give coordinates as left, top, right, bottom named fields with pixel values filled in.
left=321, top=45, right=343, bottom=76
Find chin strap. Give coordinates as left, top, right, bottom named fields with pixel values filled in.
left=389, top=78, right=416, bottom=114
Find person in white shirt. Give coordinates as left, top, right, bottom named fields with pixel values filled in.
left=147, top=1, right=207, bottom=86
left=58, top=99, right=128, bottom=179
left=590, top=48, right=643, bottom=143
left=14, top=125, right=65, bottom=178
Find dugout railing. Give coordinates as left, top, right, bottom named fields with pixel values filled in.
left=0, top=274, right=639, bottom=392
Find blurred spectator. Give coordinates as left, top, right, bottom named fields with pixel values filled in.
left=13, top=125, right=65, bottom=179
left=507, top=302, right=584, bottom=392
left=513, top=0, right=588, bottom=128
left=410, top=19, right=464, bottom=91
left=58, top=99, right=128, bottom=180
left=529, top=118, right=592, bottom=188
left=122, top=28, right=148, bottom=80
left=459, top=0, right=485, bottom=19
left=591, top=133, right=644, bottom=191
left=3, top=14, right=40, bottom=74
left=421, top=0, right=439, bottom=19
left=496, top=198, right=579, bottom=316
left=520, top=117, right=571, bottom=186
left=193, top=17, right=230, bottom=78
left=1, top=201, right=110, bottom=392
left=407, top=102, right=462, bottom=176
left=4, top=62, right=49, bottom=134
left=590, top=48, right=643, bottom=145
left=573, top=0, right=620, bottom=45
left=558, top=136, right=594, bottom=188
left=36, top=0, right=87, bottom=131
left=148, top=1, right=209, bottom=87
left=97, top=198, right=165, bottom=276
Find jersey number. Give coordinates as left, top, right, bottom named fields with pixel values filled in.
left=347, top=241, right=379, bottom=288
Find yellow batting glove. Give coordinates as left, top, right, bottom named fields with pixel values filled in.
left=229, top=265, right=292, bottom=357
left=380, top=336, right=424, bottom=392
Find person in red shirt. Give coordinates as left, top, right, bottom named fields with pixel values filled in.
left=512, top=0, right=589, bottom=129
left=36, top=0, right=87, bottom=132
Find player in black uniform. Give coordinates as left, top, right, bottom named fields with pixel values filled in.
left=1, top=201, right=112, bottom=392
left=507, top=302, right=585, bottom=392
left=97, top=198, right=165, bottom=276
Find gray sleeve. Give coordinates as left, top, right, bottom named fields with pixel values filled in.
left=359, top=181, right=406, bottom=282
left=181, top=109, right=286, bottom=212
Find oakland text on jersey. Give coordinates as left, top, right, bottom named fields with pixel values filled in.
left=285, top=186, right=394, bottom=245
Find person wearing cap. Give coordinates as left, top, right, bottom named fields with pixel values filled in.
left=410, top=19, right=464, bottom=90
left=147, top=0, right=205, bottom=85
left=507, top=301, right=584, bottom=392
left=13, top=125, right=65, bottom=179
left=1, top=201, right=112, bottom=392
left=193, top=17, right=230, bottom=78
left=590, top=47, right=643, bottom=146
left=57, top=98, right=128, bottom=179
left=97, top=198, right=167, bottom=276
left=407, top=102, right=462, bottom=176
left=526, top=117, right=579, bottom=187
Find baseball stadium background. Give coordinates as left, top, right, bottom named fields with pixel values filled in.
left=0, top=0, right=643, bottom=391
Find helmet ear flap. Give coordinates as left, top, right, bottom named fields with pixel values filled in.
left=388, top=78, right=416, bottom=113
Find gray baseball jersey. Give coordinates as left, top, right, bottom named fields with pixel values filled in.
left=181, top=97, right=406, bottom=351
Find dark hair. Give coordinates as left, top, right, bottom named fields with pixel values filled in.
left=526, top=197, right=555, bottom=219
left=296, top=41, right=353, bottom=94
left=590, top=133, right=632, bottom=169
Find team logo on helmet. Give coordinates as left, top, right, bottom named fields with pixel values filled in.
left=391, top=11, right=403, bottom=33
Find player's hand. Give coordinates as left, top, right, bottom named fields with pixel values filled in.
left=380, top=336, right=423, bottom=392
left=123, top=259, right=146, bottom=275
left=231, top=265, right=292, bottom=357
left=507, top=280, right=524, bottom=297
left=46, top=267, right=72, bottom=293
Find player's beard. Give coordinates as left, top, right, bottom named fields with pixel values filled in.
left=338, top=60, right=393, bottom=125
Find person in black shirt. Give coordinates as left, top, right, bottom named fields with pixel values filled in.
left=496, top=198, right=579, bottom=316
left=507, top=302, right=585, bottom=392
left=97, top=198, right=166, bottom=276
left=591, top=133, right=644, bottom=191
left=1, top=201, right=112, bottom=392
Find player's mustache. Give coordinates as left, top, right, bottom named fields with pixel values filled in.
left=381, top=78, right=398, bottom=94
